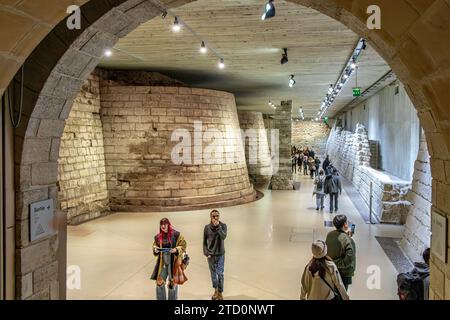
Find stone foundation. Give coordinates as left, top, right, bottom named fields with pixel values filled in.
left=292, top=121, right=331, bottom=158
left=326, top=124, right=411, bottom=223
left=98, top=70, right=256, bottom=211
left=238, top=111, right=273, bottom=189
left=399, top=131, right=432, bottom=262
left=58, top=73, right=110, bottom=225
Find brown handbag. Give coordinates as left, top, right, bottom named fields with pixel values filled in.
left=173, top=257, right=188, bottom=285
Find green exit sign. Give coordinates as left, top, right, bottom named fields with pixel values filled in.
left=353, top=87, right=361, bottom=97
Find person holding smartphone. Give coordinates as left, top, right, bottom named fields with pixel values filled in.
left=325, top=215, right=356, bottom=291
left=203, top=209, right=227, bottom=300
left=151, top=218, right=187, bottom=300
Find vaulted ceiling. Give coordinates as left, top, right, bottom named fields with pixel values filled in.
left=99, top=0, right=391, bottom=118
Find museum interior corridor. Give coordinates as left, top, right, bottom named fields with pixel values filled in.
left=1, top=0, right=450, bottom=301
left=67, top=173, right=404, bottom=300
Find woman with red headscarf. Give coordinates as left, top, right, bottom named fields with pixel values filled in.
left=151, top=218, right=187, bottom=300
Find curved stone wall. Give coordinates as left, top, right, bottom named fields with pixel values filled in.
left=238, top=111, right=272, bottom=189
left=99, top=71, right=256, bottom=211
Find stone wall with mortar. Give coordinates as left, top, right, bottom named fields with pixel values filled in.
left=99, top=71, right=256, bottom=211
left=271, top=101, right=293, bottom=190
left=292, top=121, right=331, bottom=159
left=326, top=124, right=411, bottom=223
left=238, top=111, right=272, bottom=189
left=9, top=0, right=450, bottom=302
left=58, top=73, right=110, bottom=225
left=400, top=132, right=432, bottom=262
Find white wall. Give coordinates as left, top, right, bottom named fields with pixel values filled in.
left=342, top=82, right=420, bottom=181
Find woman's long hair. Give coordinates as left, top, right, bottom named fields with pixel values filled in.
left=157, top=218, right=175, bottom=246
left=309, top=256, right=333, bottom=279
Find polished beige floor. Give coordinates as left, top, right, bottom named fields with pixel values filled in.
left=67, top=173, right=404, bottom=300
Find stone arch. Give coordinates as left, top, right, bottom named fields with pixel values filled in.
left=9, top=0, right=450, bottom=299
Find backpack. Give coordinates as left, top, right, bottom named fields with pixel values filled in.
left=397, top=269, right=428, bottom=300
left=316, top=177, right=324, bottom=191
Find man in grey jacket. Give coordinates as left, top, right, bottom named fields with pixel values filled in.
left=203, top=209, right=227, bottom=300
left=324, top=168, right=342, bottom=213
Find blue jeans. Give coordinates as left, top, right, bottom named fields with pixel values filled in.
left=316, top=193, right=325, bottom=209
left=329, top=192, right=339, bottom=213
left=208, top=255, right=225, bottom=293
left=156, top=255, right=178, bottom=300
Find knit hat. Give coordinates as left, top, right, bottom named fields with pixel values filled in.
left=312, top=240, right=327, bottom=259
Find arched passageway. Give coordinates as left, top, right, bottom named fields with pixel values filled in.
left=1, top=0, right=449, bottom=299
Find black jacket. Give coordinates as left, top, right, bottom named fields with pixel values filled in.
left=323, top=159, right=330, bottom=171
left=203, top=222, right=227, bottom=256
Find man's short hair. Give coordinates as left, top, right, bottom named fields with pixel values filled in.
left=210, top=209, right=219, bottom=216
left=423, top=248, right=430, bottom=265
left=333, top=215, right=347, bottom=230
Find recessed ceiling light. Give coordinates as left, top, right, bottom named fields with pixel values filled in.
left=104, top=49, right=112, bottom=57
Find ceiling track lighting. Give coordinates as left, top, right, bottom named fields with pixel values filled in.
left=155, top=4, right=225, bottom=71
left=172, top=16, right=181, bottom=32
left=281, top=48, right=289, bottom=65
left=289, top=75, right=296, bottom=88
left=218, top=58, right=225, bottom=69
left=200, top=41, right=207, bottom=53
left=261, top=0, right=276, bottom=20
left=316, top=38, right=366, bottom=119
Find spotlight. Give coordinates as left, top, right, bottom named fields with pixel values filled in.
left=261, top=0, right=276, bottom=20
left=218, top=58, right=225, bottom=69
left=103, top=49, right=112, bottom=57
left=361, top=39, right=367, bottom=50
left=172, top=16, right=181, bottom=32
left=328, top=84, right=333, bottom=94
left=350, top=58, right=357, bottom=69
left=161, top=10, right=168, bottom=19
left=289, top=75, right=296, bottom=88
left=280, top=48, right=288, bottom=65
left=343, top=74, right=349, bottom=79
left=200, top=41, right=207, bottom=54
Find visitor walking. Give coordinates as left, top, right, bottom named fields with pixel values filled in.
left=324, top=168, right=342, bottom=213
left=323, top=155, right=331, bottom=174
left=300, top=240, right=349, bottom=300
left=325, top=215, right=356, bottom=291
left=313, top=169, right=326, bottom=211
left=309, top=148, right=315, bottom=159
left=308, top=157, right=316, bottom=179
left=203, top=209, right=227, bottom=300
left=303, top=154, right=309, bottom=175
left=314, top=157, right=321, bottom=177
left=297, top=151, right=303, bottom=173
left=151, top=218, right=187, bottom=300
left=292, top=153, right=297, bottom=174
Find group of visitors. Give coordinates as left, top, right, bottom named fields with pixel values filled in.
left=300, top=214, right=355, bottom=300
left=151, top=149, right=431, bottom=301
left=300, top=215, right=431, bottom=301
left=291, top=146, right=321, bottom=179
left=151, top=210, right=227, bottom=300
left=313, top=155, right=342, bottom=213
